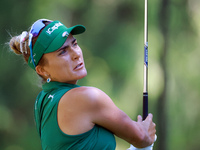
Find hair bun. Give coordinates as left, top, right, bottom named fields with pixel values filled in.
left=9, top=35, right=21, bottom=54
left=9, top=31, right=29, bottom=55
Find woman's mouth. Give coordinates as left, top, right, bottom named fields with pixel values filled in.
left=74, top=63, right=83, bottom=70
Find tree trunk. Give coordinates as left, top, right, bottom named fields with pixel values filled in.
left=156, top=0, right=170, bottom=149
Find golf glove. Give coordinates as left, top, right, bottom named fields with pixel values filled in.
left=127, top=135, right=157, bottom=150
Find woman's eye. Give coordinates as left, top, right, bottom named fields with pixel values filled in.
left=59, top=49, right=67, bottom=55
left=73, top=42, right=78, bottom=47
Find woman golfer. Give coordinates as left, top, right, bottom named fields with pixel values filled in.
left=9, top=19, right=156, bottom=150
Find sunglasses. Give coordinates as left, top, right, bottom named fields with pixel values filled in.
left=28, top=19, right=53, bottom=68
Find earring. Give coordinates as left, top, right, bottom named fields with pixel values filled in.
left=47, top=77, right=51, bottom=83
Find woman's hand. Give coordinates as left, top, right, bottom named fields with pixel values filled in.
left=135, top=114, right=156, bottom=148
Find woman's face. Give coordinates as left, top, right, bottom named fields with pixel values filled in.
left=42, top=34, right=87, bottom=84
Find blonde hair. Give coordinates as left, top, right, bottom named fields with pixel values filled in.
left=9, top=21, right=51, bottom=80
left=9, top=31, right=30, bottom=63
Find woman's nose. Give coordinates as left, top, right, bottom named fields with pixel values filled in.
left=71, top=47, right=81, bottom=60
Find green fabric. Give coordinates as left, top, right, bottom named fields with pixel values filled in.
left=34, top=82, right=116, bottom=150
left=28, top=20, right=86, bottom=69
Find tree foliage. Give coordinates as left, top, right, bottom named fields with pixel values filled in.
left=0, top=0, right=200, bottom=149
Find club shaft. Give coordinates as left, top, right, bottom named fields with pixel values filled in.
left=144, top=0, right=148, bottom=44
left=143, top=0, right=148, bottom=120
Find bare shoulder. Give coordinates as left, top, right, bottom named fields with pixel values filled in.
left=60, top=86, right=110, bottom=106
left=70, top=86, right=102, bottom=98
left=58, top=86, right=109, bottom=110
left=57, top=86, right=113, bottom=135
left=57, top=86, right=106, bottom=134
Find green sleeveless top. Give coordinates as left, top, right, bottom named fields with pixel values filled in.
left=34, top=81, right=116, bottom=150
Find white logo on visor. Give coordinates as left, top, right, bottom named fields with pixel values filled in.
left=46, top=22, right=63, bottom=35
left=62, top=31, right=69, bottom=37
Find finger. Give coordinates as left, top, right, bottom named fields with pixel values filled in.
left=146, top=113, right=153, bottom=121
left=137, top=115, right=142, bottom=122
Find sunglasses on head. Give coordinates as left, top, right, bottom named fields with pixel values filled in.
left=28, top=19, right=53, bottom=68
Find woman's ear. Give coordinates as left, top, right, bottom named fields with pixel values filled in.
left=35, top=65, right=48, bottom=78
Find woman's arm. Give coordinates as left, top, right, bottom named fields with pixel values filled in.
left=58, top=86, right=156, bottom=148
left=79, top=87, right=156, bottom=148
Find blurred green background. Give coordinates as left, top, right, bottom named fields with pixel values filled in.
left=1, top=0, right=200, bottom=149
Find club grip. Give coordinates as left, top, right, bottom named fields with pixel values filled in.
left=143, top=92, right=148, bottom=120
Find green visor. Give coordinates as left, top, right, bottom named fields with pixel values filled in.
left=28, top=20, right=86, bottom=70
